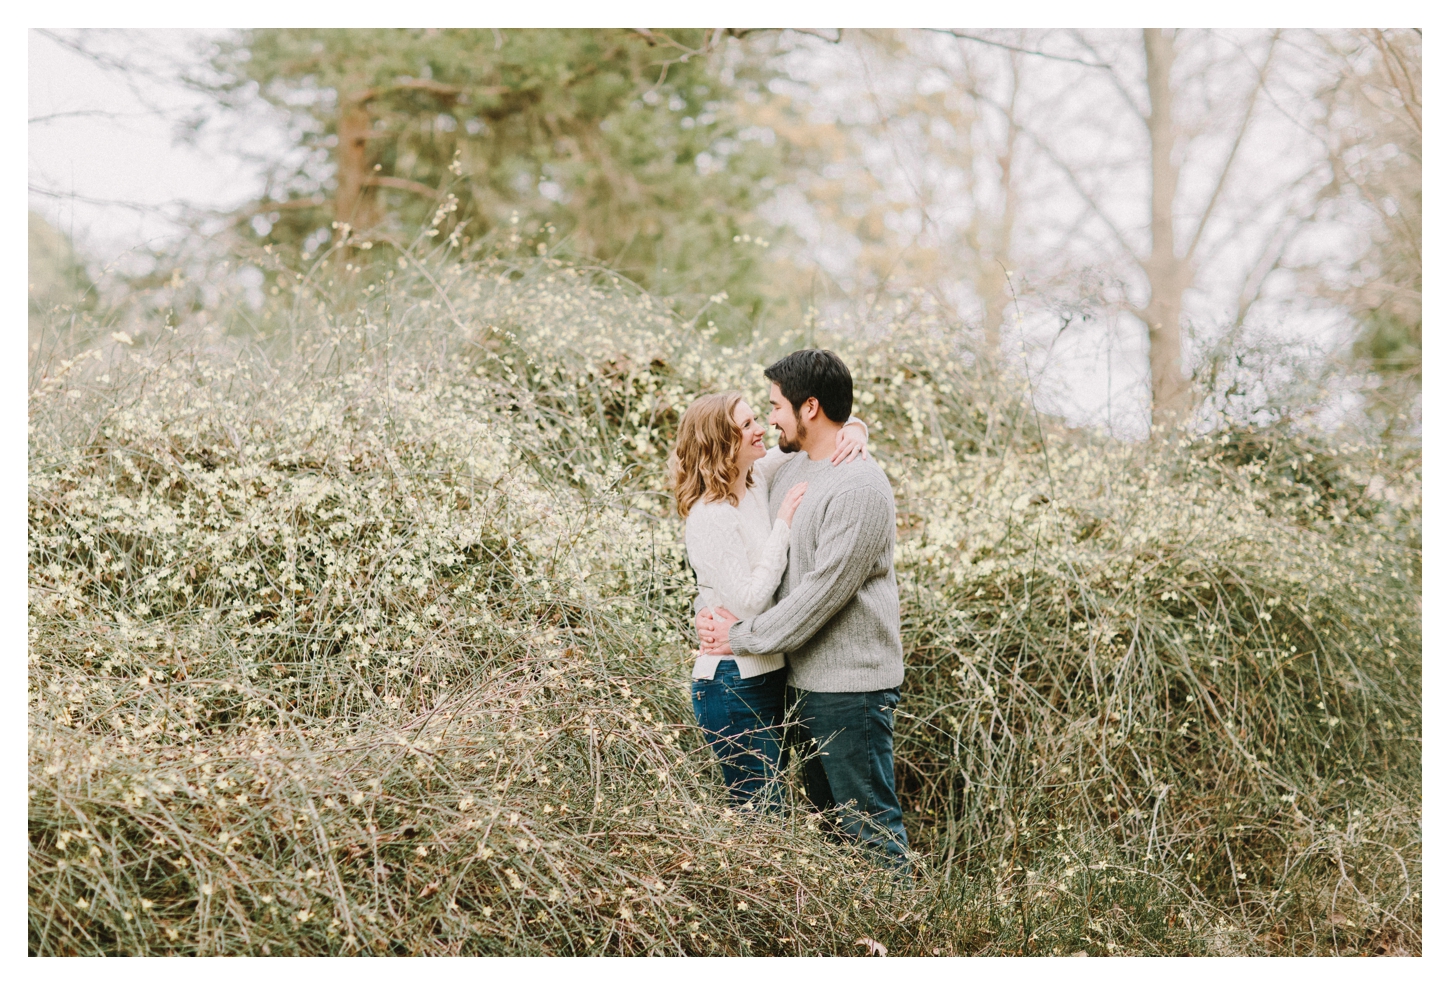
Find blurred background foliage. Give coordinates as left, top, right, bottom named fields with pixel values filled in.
left=1316, top=30, right=1421, bottom=439
left=30, top=28, right=1421, bottom=444
left=205, top=28, right=789, bottom=334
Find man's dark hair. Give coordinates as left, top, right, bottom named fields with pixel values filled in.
left=763, top=349, right=853, bottom=423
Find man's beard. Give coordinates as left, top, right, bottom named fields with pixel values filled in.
left=776, top=414, right=807, bottom=454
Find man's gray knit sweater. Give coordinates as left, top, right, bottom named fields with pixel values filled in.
left=726, top=452, right=903, bottom=693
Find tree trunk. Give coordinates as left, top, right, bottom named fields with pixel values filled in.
left=334, top=92, right=379, bottom=233
left=975, top=57, right=1022, bottom=367
left=1140, top=28, right=1193, bottom=431
left=978, top=262, right=1005, bottom=364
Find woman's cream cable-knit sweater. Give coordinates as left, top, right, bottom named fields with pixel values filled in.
left=683, top=419, right=867, bottom=681
left=683, top=447, right=793, bottom=680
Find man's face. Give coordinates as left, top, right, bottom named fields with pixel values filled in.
left=767, top=382, right=808, bottom=453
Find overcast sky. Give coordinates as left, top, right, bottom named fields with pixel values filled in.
left=28, top=29, right=269, bottom=262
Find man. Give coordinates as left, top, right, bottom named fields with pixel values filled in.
left=697, top=349, right=910, bottom=871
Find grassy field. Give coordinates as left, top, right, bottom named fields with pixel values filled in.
left=28, top=246, right=1420, bottom=955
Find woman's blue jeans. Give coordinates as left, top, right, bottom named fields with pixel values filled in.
left=690, top=661, right=787, bottom=808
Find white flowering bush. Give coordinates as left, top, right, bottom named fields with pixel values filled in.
left=832, top=331, right=1419, bottom=955
left=29, top=243, right=1419, bottom=955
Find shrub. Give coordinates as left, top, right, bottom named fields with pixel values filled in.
left=29, top=246, right=1420, bottom=954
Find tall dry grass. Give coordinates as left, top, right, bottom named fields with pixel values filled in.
left=29, top=236, right=1420, bottom=954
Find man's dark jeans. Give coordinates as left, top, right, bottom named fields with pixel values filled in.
left=783, top=685, right=911, bottom=870
left=690, top=661, right=787, bottom=809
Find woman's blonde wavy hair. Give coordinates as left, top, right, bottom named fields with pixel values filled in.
left=669, top=391, right=754, bottom=518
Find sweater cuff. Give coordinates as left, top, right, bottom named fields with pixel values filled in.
left=727, top=619, right=758, bottom=657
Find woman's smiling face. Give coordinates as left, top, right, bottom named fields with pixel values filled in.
left=732, top=399, right=767, bottom=472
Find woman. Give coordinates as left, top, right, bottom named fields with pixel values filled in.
left=669, top=391, right=867, bottom=808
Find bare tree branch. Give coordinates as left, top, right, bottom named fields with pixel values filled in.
left=29, top=109, right=159, bottom=125
left=1014, top=124, right=1139, bottom=261
left=1184, top=33, right=1279, bottom=263
left=28, top=183, right=183, bottom=216
left=635, top=27, right=773, bottom=85
left=1196, top=162, right=1327, bottom=279
left=929, top=29, right=1110, bottom=69
left=364, top=175, right=441, bottom=198
left=1068, top=31, right=1148, bottom=119
left=348, top=78, right=490, bottom=104
left=855, top=42, right=940, bottom=240
left=789, top=29, right=844, bottom=44
left=1230, top=214, right=1305, bottom=331
left=236, top=198, right=328, bottom=220
left=36, top=28, right=215, bottom=102
left=1371, top=29, right=1421, bottom=134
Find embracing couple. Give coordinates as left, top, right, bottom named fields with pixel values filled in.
left=668, top=349, right=910, bottom=873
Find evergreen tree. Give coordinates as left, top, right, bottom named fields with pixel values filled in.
left=208, top=29, right=784, bottom=324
